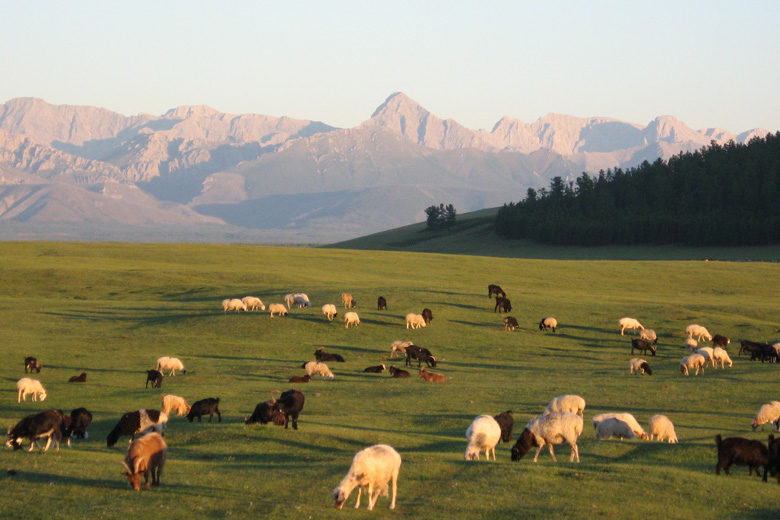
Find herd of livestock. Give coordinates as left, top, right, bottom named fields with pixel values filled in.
left=6, top=283, right=780, bottom=509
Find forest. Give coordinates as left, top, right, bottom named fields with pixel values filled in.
left=495, top=132, right=780, bottom=246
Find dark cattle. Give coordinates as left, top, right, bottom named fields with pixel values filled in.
left=68, top=372, right=87, bottom=383
left=716, top=434, right=768, bottom=477
left=5, top=409, right=63, bottom=452
left=488, top=284, right=506, bottom=299
left=145, top=370, right=163, bottom=389
left=106, top=409, right=167, bottom=447
left=712, top=334, right=731, bottom=348
left=244, top=390, right=304, bottom=430
left=377, top=296, right=387, bottom=310
left=405, top=345, right=437, bottom=368
left=421, top=308, right=434, bottom=324
left=187, top=398, right=221, bottom=423
left=494, top=410, right=514, bottom=442
left=494, top=297, right=512, bottom=313
left=315, top=347, right=345, bottom=363
left=764, top=434, right=780, bottom=483
left=288, top=374, right=311, bottom=383
left=388, top=366, right=410, bottom=378
left=363, top=364, right=386, bottom=373
left=504, top=316, right=519, bottom=331
left=631, top=338, right=657, bottom=356
left=67, top=408, right=93, bottom=439
left=24, top=356, right=42, bottom=373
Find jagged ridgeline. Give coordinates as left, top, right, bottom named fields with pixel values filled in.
left=495, top=132, right=780, bottom=246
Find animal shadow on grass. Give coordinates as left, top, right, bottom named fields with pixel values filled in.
left=450, top=319, right=500, bottom=329
left=5, top=471, right=116, bottom=489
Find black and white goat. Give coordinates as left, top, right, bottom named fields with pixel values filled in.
left=107, top=409, right=168, bottom=447
left=405, top=345, right=437, bottom=368
left=363, top=364, right=386, bottom=373
left=6, top=409, right=64, bottom=452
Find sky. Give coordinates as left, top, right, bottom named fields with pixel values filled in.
left=2, top=0, right=779, bottom=133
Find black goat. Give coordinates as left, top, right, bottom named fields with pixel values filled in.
left=24, top=356, right=42, bottom=373
left=422, top=308, right=434, bottom=324
left=405, top=345, right=437, bottom=368
left=494, top=297, right=511, bottom=313
left=712, top=334, right=731, bottom=348
left=739, top=339, right=765, bottom=358
left=494, top=410, right=514, bottom=442
left=488, top=284, right=506, bottom=298
left=315, top=347, right=345, bottom=362
left=363, top=364, right=386, bottom=373
left=631, top=338, right=657, bottom=356
left=107, top=409, right=167, bottom=447
left=187, top=398, right=221, bottom=423
left=765, top=434, right=780, bottom=483
left=244, top=390, right=304, bottom=430
left=67, top=408, right=93, bottom=439
left=245, top=395, right=286, bottom=426
left=5, top=409, right=63, bottom=452
left=68, top=372, right=87, bottom=383
left=715, top=434, right=768, bottom=477
left=388, top=366, right=410, bottom=378
left=377, top=296, right=387, bottom=310
left=145, top=370, right=163, bottom=388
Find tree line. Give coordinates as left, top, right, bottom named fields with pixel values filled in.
left=495, top=132, right=780, bottom=246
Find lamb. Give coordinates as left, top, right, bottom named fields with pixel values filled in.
left=686, top=324, right=713, bottom=342
left=269, top=303, right=288, bottom=317
left=685, top=338, right=698, bottom=352
left=16, top=378, right=47, bottom=403
left=186, top=397, right=221, bottom=423
left=648, top=415, right=678, bottom=443
left=592, top=413, right=648, bottom=439
left=315, top=347, right=345, bottom=362
left=145, top=370, right=163, bottom=388
left=504, top=316, right=519, bottom=331
left=712, top=334, right=731, bottom=348
left=390, top=340, right=414, bottom=358
left=106, top=409, right=168, bottom=447
left=418, top=368, right=447, bottom=383
left=24, top=356, right=42, bottom=373
left=344, top=311, right=360, bottom=328
left=619, top=317, right=644, bottom=335
left=464, top=415, right=502, bottom=461
left=493, top=410, right=514, bottom=442
left=5, top=409, right=63, bottom=452
left=640, top=329, right=658, bottom=344
left=388, top=366, right=410, bottom=378
left=715, top=434, right=768, bottom=477
left=242, top=296, right=266, bottom=311
left=156, top=356, right=186, bottom=376
left=544, top=395, right=586, bottom=417
left=539, top=317, right=558, bottom=332
left=680, top=353, right=706, bottom=376
left=629, top=358, right=653, bottom=375
left=160, top=394, right=191, bottom=417
left=405, top=313, right=426, bottom=329
left=631, top=338, right=656, bottom=356
left=302, top=360, right=334, bottom=380
left=596, top=418, right=637, bottom=440
left=363, top=364, right=386, bottom=374
left=695, top=347, right=716, bottom=368
left=321, top=303, right=338, bottom=321
left=332, top=444, right=401, bottom=510
left=377, top=296, right=387, bottom=310
left=222, top=298, right=247, bottom=312
left=119, top=432, right=167, bottom=491
left=421, top=308, right=434, bottom=324
left=341, top=292, right=356, bottom=309
left=511, top=411, right=584, bottom=462
left=751, top=401, right=780, bottom=432
left=713, top=347, right=733, bottom=369
left=68, top=372, right=87, bottom=383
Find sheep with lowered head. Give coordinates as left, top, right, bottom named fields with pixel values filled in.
left=648, top=415, right=678, bottom=443
left=222, top=298, right=247, bottom=312
left=405, top=313, right=426, bottom=329
left=344, top=311, right=360, bottom=328
left=269, top=303, right=288, bottom=317
left=686, top=324, right=712, bottom=342
left=332, top=444, right=401, bottom=510
left=544, top=395, right=586, bottom=417
left=160, top=394, right=190, bottom=417
left=242, top=296, right=265, bottom=311
left=539, top=317, right=558, bottom=332
left=640, top=329, right=658, bottom=344
left=751, top=401, right=780, bottom=431
left=685, top=338, right=699, bottom=352
left=511, top=411, right=584, bottom=463
left=680, top=353, right=706, bottom=376
left=596, top=418, right=636, bottom=440
left=629, top=358, right=653, bottom=375
left=713, top=347, right=733, bottom=369
left=696, top=347, right=716, bottom=368
left=464, top=414, right=502, bottom=461
left=321, top=304, right=338, bottom=321
left=16, top=378, right=47, bottom=403
left=156, top=356, right=186, bottom=376
left=592, top=413, right=648, bottom=439
left=619, top=317, right=644, bottom=335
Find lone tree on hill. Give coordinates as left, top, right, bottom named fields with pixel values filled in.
left=425, top=203, right=457, bottom=230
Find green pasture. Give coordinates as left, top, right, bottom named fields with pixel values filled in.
left=0, top=241, right=778, bottom=519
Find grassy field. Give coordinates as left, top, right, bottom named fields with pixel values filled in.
left=1, top=241, right=779, bottom=519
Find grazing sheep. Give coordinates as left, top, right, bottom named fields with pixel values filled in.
left=341, top=293, right=356, bottom=309
left=390, top=340, right=414, bottom=358
left=106, top=410, right=168, bottom=447
left=544, top=395, right=586, bottom=417
left=321, top=304, right=338, bottom=321
left=332, top=444, right=401, bottom=510
left=242, top=296, right=266, bottom=311
left=494, top=296, right=512, bottom=313
left=16, top=378, right=47, bottom=403
left=68, top=372, right=87, bottom=383
left=156, top=356, right=186, bottom=376
left=713, top=347, right=733, bottom=369
left=487, top=284, right=506, bottom=298
left=344, top=311, right=360, bottom=328
left=511, top=411, right=584, bottom=462
left=596, top=418, right=636, bottom=440
left=493, top=410, right=514, bottom=442
left=640, top=329, right=658, bottom=344
left=686, top=324, right=713, bottom=342
left=592, top=413, right=648, bottom=439
left=293, top=293, right=311, bottom=308
left=24, top=356, right=42, bottom=374
left=539, top=317, right=558, bottom=332
left=405, top=313, right=426, bottom=329
left=685, top=338, right=699, bottom=351
left=680, top=353, right=706, bottom=376
left=619, top=317, right=644, bottom=335
left=715, top=434, right=768, bottom=477
left=752, top=402, right=780, bottom=432
left=421, top=308, right=434, bottom=324
left=504, top=316, right=519, bottom=331
left=269, top=303, right=288, bottom=317
left=302, top=360, right=334, bottom=380
left=160, top=394, right=190, bottom=417
left=120, top=432, right=167, bottom=491
left=631, top=338, right=657, bottom=356
left=363, top=364, right=386, bottom=374
left=315, top=347, right=345, bottom=362
left=284, top=293, right=296, bottom=309
left=222, top=298, right=247, bottom=313
left=145, top=370, right=163, bottom=389
left=186, top=398, right=221, bottom=423
left=712, top=334, right=730, bottom=348
left=695, top=347, right=716, bottom=368
left=377, top=296, right=387, bottom=310
left=629, top=358, right=653, bottom=375
left=418, top=368, right=447, bottom=383
left=289, top=374, right=311, bottom=383
left=464, top=415, right=502, bottom=461
left=388, top=366, right=410, bottom=378
left=648, top=415, right=678, bottom=443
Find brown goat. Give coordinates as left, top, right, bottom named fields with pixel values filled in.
left=68, top=372, right=87, bottom=383
left=418, top=368, right=447, bottom=383
left=289, top=374, right=311, bottom=383
left=119, top=432, right=167, bottom=491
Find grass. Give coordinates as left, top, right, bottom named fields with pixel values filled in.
left=0, top=241, right=779, bottom=519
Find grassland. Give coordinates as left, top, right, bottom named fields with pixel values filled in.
left=1, top=241, right=779, bottom=519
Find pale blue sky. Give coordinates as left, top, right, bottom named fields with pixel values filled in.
left=2, top=0, right=778, bottom=133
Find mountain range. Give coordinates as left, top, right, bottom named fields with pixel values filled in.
left=0, top=93, right=770, bottom=243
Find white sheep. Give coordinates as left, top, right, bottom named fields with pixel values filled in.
left=269, top=303, right=288, bottom=317
left=156, top=356, right=186, bottom=376
left=619, top=317, right=644, bottom=335
left=293, top=293, right=311, bottom=308
left=303, top=360, right=334, bottom=380
left=405, top=313, right=426, bottom=329
left=344, top=311, right=360, bottom=328
left=16, top=378, right=47, bottom=403
left=680, top=353, right=706, bottom=376
left=322, top=304, right=338, bottom=321
left=592, top=413, right=648, bottom=439
left=685, top=324, right=712, bottom=342
left=695, top=347, right=715, bottom=368
left=596, top=418, right=636, bottom=440
left=685, top=338, right=698, bottom=352
left=629, top=358, right=652, bottom=375
left=648, top=415, right=678, bottom=443
left=712, top=347, right=733, bottom=369
left=539, top=317, right=558, bottom=332
left=544, top=395, right=586, bottom=417
left=222, top=298, right=247, bottom=313
left=242, top=296, right=266, bottom=311
left=751, top=401, right=780, bottom=431
left=284, top=293, right=296, bottom=309
left=161, top=394, right=191, bottom=417
left=512, top=411, right=584, bottom=463
left=332, top=444, right=401, bottom=510
left=464, top=415, right=502, bottom=461
left=390, top=340, right=414, bottom=359
left=640, top=329, right=658, bottom=344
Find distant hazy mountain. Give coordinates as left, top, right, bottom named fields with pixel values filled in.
left=0, top=94, right=769, bottom=243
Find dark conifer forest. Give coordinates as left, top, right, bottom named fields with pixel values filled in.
left=495, top=132, right=780, bottom=246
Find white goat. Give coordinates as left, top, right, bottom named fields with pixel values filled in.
left=619, top=317, right=644, bottom=335
left=544, top=395, right=586, bottom=417
left=156, top=356, right=186, bottom=376
left=332, top=444, right=401, bottom=510
left=464, top=415, right=502, bottom=461
left=16, top=378, right=47, bottom=403
left=344, top=311, right=360, bottom=328
left=648, top=415, right=678, bottom=443
left=405, top=313, right=426, bottom=329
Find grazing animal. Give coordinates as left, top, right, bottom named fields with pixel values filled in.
left=244, top=394, right=286, bottom=426
left=487, top=284, right=506, bottom=298
left=321, top=304, right=338, bottom=321
left=619, top=317, right=644, bottom=335
left=405, top=345, right=437, bottom=368
left=640, top=329, right=658, bottom=344
left=696, top=347, right=716, bottom=368
left=341, top=293, right=356, bottom=309
left=464, top=415, right=502, bottom=461
left=764, top=435, right=780, bottom=483
left=5, top=409, right=63, bottom=452
left=68, top=372, right=87, bottom=383
left=106, top=410, right=168, bottom=447
left=544, top=395, right=586, bottom=417
left=284, top=293, right=296, bottom=309
left=302, top=360, right=335, bottom=380
left=686, top=324, right=713, bottom=342
left=680, top=353, right=706, bottom=376
left=119, top=432, right=167, bottom=491
left=504, top=316, right=519, bottom=331
left=363, top=364, right=386, bottom=374
left=539, top=317, right=558, bottom=332
left=390, top=340, right=414, bottom=358
left=344, top=311, right=360, bottom=328
left=16, top=378, right=47, bottom=403
left=685, top=338, right=699, bottom=352
left=713, top=347, right=733, bottom=369
left=511, top=412, right=584, bottom=463
left=245, top=390, right=304, bottom=430
left=421, top=308, right=434, bottom=324
left=493, top=410, right=514, bottom=443
left=494, top=296, right=512, bottom=313
left=377, top=296, right=387, bottom=310
left=315, top=347, right=345, bottom=362
left=269, top=303, right=288, bottom=317
left=405, top=313, right=426, bottom=329
left=145, top=370, right=163, bottom=389
left=288, top=374, right=311, bottom=383
left=186, top=398, right=221, bottom=423
left=333, top=444, right=401, bottom=510
left=242, top=296, right=266, bottom=311
left=648, top=415, right=678, bottom=443
left=712, top=334, right=730, bottom=348
left=631, top=338, right=656, bottom=356
left=596, top=418, right=636, bottom=440
left=592, top=413, right=648, bottom=439
left=24, top=356, right=42, bottom=373
left=156, top=356, right=186, bottom=376
left=715, top=434, right=768, bottom=477
left=418, top=367, right=447, bottom=382
left=388, top=366, right=410, bottom=378
left=629, top=358, right=653, bottom=375
left=292, top=293, right=311, bottom=308
left=222, top=298, right=247, bottom=312
left=160, top=394, right=190, bottom=417
left=738, top=339, right=765, bottom=357
left=67, top=408, right=93, bottom=439
left=752, top=402, right=780, bottom=432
